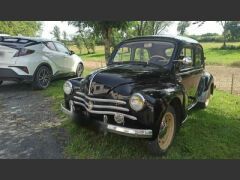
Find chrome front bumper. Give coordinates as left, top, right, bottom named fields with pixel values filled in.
left=61, top=103, right=153, bottom=138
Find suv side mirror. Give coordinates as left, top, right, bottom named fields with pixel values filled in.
left=69, top=50, right=75, bottom=55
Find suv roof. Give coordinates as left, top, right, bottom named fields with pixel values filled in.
left=124, top=35, right=199, bottom=44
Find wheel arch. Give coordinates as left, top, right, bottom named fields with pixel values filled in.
left=33, top=62, right=53, bottom=79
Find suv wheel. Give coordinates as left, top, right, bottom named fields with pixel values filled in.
left=32, top=66, right=52, bottom=90
left=148, top=105, right=177, bottom=156
left=76, top=63, right=84, bottom=77
left=0, top=80, right=3, bottom=85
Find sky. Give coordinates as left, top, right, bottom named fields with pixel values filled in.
left=41, top=21, right=223, bottom=39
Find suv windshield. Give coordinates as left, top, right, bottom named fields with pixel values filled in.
left=112, top=41, right=175, bottom=66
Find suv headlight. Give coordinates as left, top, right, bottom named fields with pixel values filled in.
left=63, top=81, right=73, bottom=95
left=129, top=93, right=145, bottom=111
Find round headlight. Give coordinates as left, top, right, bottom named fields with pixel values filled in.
left=129, top=93, right=145, bottom=112
left=63, top=81, right=73, bottom=95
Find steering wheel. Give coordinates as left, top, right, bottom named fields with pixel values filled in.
left=150, top=55, right=167, bottom=60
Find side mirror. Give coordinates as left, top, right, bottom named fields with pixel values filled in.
left=182, top=57, right=192, bottom=65
left=69, top=50, right=75, bottom=55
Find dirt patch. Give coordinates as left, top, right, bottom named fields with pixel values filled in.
left=206, top=65, right=240, bottom=95
left=0, top=82, right=69, bottom=159
left=84, top=61, right=106, bottom=69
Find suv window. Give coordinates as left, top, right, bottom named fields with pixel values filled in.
left=54, top=42, right=69, bottom=54
left=179, top=47, right=193, bottom=69
left=45, top=41, right=57, bottom=51
left=195, top=46, right=203, bottom=67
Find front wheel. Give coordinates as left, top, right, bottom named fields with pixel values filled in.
left=32, top=66, right=52, bottom=90
left=148, top=105, right=177, bottom=156
left=76, top=63, right=84, bottom=77
left=0, top=80, right=3, bottom=85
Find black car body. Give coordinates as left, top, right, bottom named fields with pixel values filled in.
left=61, top=35, right=214, bottom=155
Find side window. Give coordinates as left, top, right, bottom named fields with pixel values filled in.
left=134, top=48, right=149, bottom=62
left=45, top=41, right=57, bottom=51
left=195, top=46, right=203, bottom=67
left=54, top=42, right=69, bottom=54
left=179, top=47, right=193, bottom=69
left=113, top=47, right=131, bottom=62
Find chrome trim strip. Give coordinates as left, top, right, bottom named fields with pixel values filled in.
left=73, top=96, right=129, bottom=112
left=105, top=124, right=152, bottom=138
left=88, top=71, right=99, bottom=95
left=61, top=104, right=73, bottom=116
left=75, top=92, right=126, bottom=105
left=73, top=101, right=137, bottom=120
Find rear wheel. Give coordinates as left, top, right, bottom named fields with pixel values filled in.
left=197, top=88, right=211, bottom=109
left=76, top=63, right=84, bottom=77
left=148, top=105, right=177, bottom=156
left=32, top=66, right=52, bottom=90
left=0, top=80, right=3, bottom=85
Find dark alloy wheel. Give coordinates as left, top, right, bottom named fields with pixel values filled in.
left=32, top=66, right=52, bottom=90
left=76, top=63, right=84, bottom=77
left=148, top=105, right=177, bottom=156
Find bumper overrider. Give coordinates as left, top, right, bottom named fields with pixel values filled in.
left=61, top=93, right=153, bottom=138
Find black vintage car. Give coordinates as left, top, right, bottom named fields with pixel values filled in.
left=61, top=35, right=214, bottom=155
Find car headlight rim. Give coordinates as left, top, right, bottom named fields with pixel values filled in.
left=63, top=81, right=73, bottom=95
left=129, top=93, right=145, bottom=112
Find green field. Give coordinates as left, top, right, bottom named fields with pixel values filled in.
left=43, top=68, right=240, bottom=159
left=69, top=42, right=240, bottom=67
left=202, top=42, right=240, bottom=66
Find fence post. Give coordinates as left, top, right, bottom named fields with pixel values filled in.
left=231, top=74, right=234, bottom=94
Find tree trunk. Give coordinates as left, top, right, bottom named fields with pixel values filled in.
left=103, top=27, right=112, bottom=63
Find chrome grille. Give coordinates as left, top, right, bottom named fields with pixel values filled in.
left=73, top=91, right=137, bottom=121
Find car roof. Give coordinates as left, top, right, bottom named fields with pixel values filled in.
left=124, top=35, right=199, bottom=44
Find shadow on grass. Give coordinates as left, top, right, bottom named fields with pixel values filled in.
left=64, top=105, right=240, bottom=159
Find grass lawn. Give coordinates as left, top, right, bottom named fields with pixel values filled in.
left=69, top=42, right=240, bottom=67
left=202, top=42, right=240, bottom=66
left=43, top=67, right=240, bottom=159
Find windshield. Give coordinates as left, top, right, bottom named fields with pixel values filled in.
left=112, top=41, right=175, bottom=66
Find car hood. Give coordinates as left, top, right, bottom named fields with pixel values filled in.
left=78, top=64, right=170, bottom=96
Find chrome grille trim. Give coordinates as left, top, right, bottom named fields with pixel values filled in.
left=73, top=96, right=129, bottom=112
left=75, top=91, right=126, bottom=105
left=73, top=101, right=137, bottom=120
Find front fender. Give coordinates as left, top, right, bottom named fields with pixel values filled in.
left=141, top=84, right=185, bottom=139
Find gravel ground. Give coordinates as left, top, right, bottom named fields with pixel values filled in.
left=0, top=81, right=68, bottom=159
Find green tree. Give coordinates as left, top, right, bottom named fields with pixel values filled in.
left=51, top=25, right=61, bottom=41
left=0, top=21, right=42, bottom=36
left=73, top=35, right=83, bottom=54
left=177, top=21, right=191, bottom=35
left=225, top=21, right=240, bottom=41
left=70, top=21, right=129, bottom=61
left=133, top=21, right=172, bottom=36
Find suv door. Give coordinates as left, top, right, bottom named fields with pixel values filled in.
left=44, top=41, right=67, bottom=73
left=54, top=42, right=74, bottom=73
left=177, top=45, right=203, bottom=108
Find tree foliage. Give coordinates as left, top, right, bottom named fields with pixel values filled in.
left=177, top=21, right=191, bottom=35
left=51, top=25, right=61, bottom=41
left=70, top=21, right=129, bottom=61
left=0, top=21, right=42, bottom=36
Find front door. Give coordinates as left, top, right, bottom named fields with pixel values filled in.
left=177, top=45, right=202, bottom=108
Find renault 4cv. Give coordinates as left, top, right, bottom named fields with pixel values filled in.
left=61, top=35, right=214, bottom=155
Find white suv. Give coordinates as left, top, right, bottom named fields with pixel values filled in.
left=0, top=36, right=84, bottom=89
